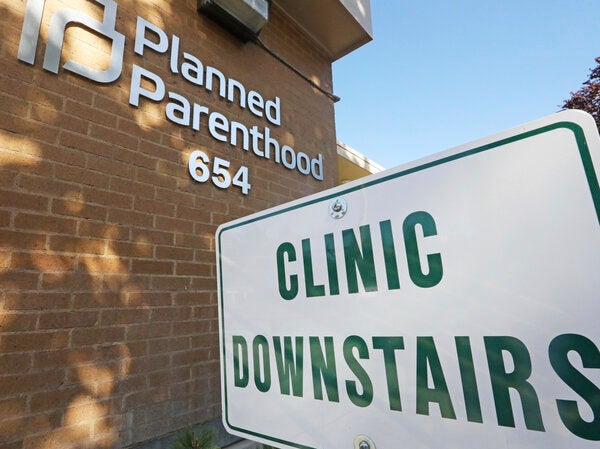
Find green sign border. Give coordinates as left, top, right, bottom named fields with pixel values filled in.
left=217, top=119, right=600, bottom=449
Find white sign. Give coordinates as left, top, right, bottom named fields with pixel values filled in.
left=216, top=110, right=600, bottom=449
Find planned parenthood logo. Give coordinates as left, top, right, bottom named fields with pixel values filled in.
left=17, top=0, right=125, bottom=83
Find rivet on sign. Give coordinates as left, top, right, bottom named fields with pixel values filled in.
left=328, top=197, right=347, bottom=219
left=354, top=435, right=375, bottom=449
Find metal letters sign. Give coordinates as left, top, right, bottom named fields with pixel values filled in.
left=216, top=111, right=600, bottom=449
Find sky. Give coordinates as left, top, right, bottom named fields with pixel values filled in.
left=332, top=0, right=599, bottom=170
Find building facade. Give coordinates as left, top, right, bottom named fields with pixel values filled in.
left=0, top=0, right=371, bottom=447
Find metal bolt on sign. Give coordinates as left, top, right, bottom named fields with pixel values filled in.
left=354, top=435, right=375, bottom=449
left=328, top=197, right=347, bottom=219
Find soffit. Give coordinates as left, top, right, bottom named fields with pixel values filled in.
left=274, top=0, right=373, bottom=61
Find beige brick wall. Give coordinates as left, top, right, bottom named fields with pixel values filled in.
left=0, top=0, right=337, bottom=447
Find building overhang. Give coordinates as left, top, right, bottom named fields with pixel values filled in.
left=274, top=0, right=373, bottom=61
left=337, top=141, right=383, bottom=184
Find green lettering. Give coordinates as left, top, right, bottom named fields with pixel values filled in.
left=324, top=233, right=339, bottom=295
left=484, top=336, right=545, bottom=431
left=233, top=335, right=249, bottom=388
left=402, top=211, right=443, bottom=288
left=309, top=336, right=339, bottom=402
left=273, top=336, right=304, bottom=397
left=379, top=220, right=400, bottom=290
left=455, top=336, right=483, bottom=423
left=302, top=238, right=325, bottom=297
left=276, top=242, right=298, bottom=300
left=343, top=225, right=377, bottom=293
left=372, top=336, right=404, bottom=411
left=416, top=336, right=456, bottom=419
left=252, top=335, right=271, bottom=392
left=549, top=333, right=600, bottom=441
left=343, top=336, right=373, bottom=407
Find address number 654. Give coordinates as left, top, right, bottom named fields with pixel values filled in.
left=188, top=150, right=251, bottom=195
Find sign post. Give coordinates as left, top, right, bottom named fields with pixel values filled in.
left=216, top=110, right=600, bottom=449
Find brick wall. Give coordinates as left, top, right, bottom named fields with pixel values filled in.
left=0, top=0, right=337, bottom=447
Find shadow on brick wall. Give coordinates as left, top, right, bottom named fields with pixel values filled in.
left=0, top=1, right=236, bottom=447
left=0, top=0, right=335, bottom=447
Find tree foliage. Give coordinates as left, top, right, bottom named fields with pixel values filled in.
left=562, top=57, right=600, bottom=129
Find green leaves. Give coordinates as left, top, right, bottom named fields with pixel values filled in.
left=172, top=426, right=220, bottom=449
left=563, top=57, right=600, bottom=130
